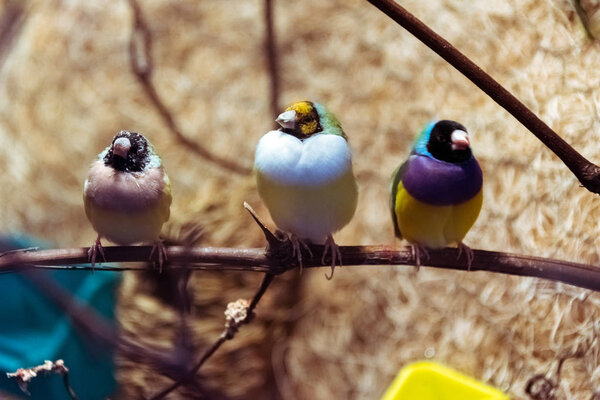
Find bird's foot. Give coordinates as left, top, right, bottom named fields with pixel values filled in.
left=322, top=234, right=342, bottom=280
left=150, top=239, right=168, bottom=273
left=457, top=242, right=474, bottom=271
left=290, top=234, right=312, bottom=273
left=410, top=244, right=430, bottom=272
left=87, top=236, right=106, bottom=272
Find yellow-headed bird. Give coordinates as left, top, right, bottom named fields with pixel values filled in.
left=84, top=131, right=172, bottom=268
left=254, top=101, right=358, bottom=278
left=390, top=120, right=483, bottom=268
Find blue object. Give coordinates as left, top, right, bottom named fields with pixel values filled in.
left=0, top=234, right=121, bottom=400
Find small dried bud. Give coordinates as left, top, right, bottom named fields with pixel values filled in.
left=6, top=367, right=37, bottom=382
left=224, top=298, right=250, bottom=327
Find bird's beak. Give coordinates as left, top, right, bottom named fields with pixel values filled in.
left=451, top=130, right=470, bottom=150
left=113, top=137, right=131, bottom=159
left=276, top=110, right=297, bottom=129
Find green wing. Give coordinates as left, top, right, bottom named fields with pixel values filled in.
left=389, top=160, right=409, bottom=239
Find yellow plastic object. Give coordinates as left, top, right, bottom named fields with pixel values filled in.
left=381, top=361, right=509, bottom=400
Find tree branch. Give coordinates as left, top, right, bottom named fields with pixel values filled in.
left=0, top=3, right=24, bottom=70
left=366, top=0, right=600, bottom=193
left=127, top=0, right=251, bottom=175
left=264, top=0, right=280, bottom=118
left=147, top=273, right=276, bottom=400
left=1, top=245, right=600, bottom=292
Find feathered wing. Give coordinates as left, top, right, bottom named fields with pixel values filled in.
left=390, top=160, right=409, bottom=239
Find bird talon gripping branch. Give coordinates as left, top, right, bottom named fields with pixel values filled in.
left=290, top=234, right=313, bottom=273
left=150, top=239, right=168, bottom=273
left=457, top=241, right=475, bottom=271
left=322, top=234, right=342, bottom=280
left=88, top=235, right=107, bottom=271
left=410, top=243, right=430, bottom=271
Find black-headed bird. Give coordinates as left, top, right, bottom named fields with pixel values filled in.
left=254, top=101, right=358, bottom=279
left=390, top=120, right=483, bottom=268
left=84, top=131, right=172, bottom=268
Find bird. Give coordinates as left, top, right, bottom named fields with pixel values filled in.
left=390, top=120, right=483, bottom=269
left=254, top=101, right=358, bottom=279
left=83, top=130, right=172, bottom=269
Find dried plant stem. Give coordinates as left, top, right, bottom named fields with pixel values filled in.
left=0, top=3, right=24, bottom=69
left=573, top=0, right=596, bottom=40
left=2, top=245, right=600, bottom=292
left=366, top=0, right=600, bottom=193
left=148, top=273, right=276, bottom=400
left=7, top=359, right=78, bottom=400
left=264, top=0, right=280, bottom=118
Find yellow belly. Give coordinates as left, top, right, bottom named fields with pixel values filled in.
left=256, top=169, right=358, bottom=243
left=394, top=182, right=482, bottom=248
left=84, top=192, right=171, bottom=245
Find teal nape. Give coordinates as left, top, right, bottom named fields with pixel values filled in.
left=0, top=234, right=121, bottom=400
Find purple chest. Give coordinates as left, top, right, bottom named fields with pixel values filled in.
left=401, top=155, right=482, bottom=206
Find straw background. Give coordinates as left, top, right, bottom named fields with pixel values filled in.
left=1, top=0, right=600, bottom=398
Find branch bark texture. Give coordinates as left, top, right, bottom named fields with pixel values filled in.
left=1, top=245, right=599, bottom=292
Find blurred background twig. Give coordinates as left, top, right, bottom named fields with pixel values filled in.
left=128, top=0, right=251, bottom=175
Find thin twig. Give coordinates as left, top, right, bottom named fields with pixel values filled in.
left=573, top=0, right=597, bottom=40
left=22, top=271, right=117, bottom=349
left=264, top=0, right=280, bottom=118
left=244, top=201, right=280, bottom=248
left=366, top=0, right=600, bottom=194
left=147, top=273, right=276, bottom=400
left=2, top=245, right=600, bottom=292
left=7, top=360, right=78, bottom=400
left=127, top=0, right=251, bottom=175
left=525, top=348, right=588, bottom=399
left=0, top=3, right=24, bottom=70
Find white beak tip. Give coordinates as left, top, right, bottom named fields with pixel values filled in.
left=276, top=110, right=297, bottom=129
left=113, top=137, right=132, bottom=158
left=450, top=130, right=470, bottom=150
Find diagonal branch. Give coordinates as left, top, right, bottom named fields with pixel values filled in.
left=127, top=0, right=251, bottom=175
left=366, top=0, right=600, bottom=193
left=0, top=3, right=24, bottom=70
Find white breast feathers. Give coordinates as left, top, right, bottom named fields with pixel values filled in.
left=254, top=130, right=353, bottom=186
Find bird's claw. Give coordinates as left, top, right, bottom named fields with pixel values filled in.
left=88, top=236, right=106, bottom=272
left=410, top=244, right=430, bottom=272
left=150, top=239, right=168, bottom=273
left=290, top=234, right=312, bottom=273
left=457, top=242, right=474, bottom=271
left=322, top=234, right=342, bottom=280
